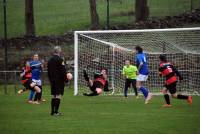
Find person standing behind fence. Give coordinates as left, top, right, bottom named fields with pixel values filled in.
left=28, top=54, right=46, bottom=104
left=48, top=46, right=72, bottom=116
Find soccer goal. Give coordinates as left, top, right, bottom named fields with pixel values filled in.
left=74, top=27, right=200, bottom=96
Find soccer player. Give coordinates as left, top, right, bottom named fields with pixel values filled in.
left=18, top=61, right=41, bottom=100
left=83, top=69, right=109, bottom=96
left=29, top=54, right=45, bottom=104
left=48, top=46, right=72, bottom=116
left=135, top=46, right=152, bottom=104
left=122, top=60, right=138, bottom=98
left=158, top=54, right=192, bottom=107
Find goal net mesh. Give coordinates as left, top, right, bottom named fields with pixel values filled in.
left=75, top=28, right=200, bottom=95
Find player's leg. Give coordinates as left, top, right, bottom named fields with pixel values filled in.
left=30, top=82, right=41, bottom=103
left=136, top=74, right=152, bottom=104
left=132, top=79, right=138, bottom=98
left=136, top=75, right=148, bottom=98
left=54, top=94, right=62, bottom=115
left=83, top=81, right=103, bottom=96
left=169, top=83, right=192, bottom=105
left=124, top=79, right=130, bottom=98
left=18, top=88, right=28, bottom=94
left=162, top=86, right=171, bottom=107
left=28, top=90, right=35, bottom=103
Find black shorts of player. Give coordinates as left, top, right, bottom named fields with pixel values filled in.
left=50, top=80, right=65, bottom=95
left=23, top=79, right=34, bottom=91
left=125, top=79, right=136, bottom=89
left=90, top=81, right=104, bottom=93
left=164, top=82, right=177, bottom=94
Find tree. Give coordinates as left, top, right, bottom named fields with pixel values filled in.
left=135, top=0, right=149, bottom=22
left=89, top=0, right=100, bottom=29
left=25, top=0, right=35, bottom=36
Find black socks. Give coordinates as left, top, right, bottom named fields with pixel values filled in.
left=51, top=98, right=61, bottom=114
left=177, top=94, right=188, bottom=99
left=54, top=98, right=61, bottom=113
left=51, top=98, right=56, bottom=114
left=164, top=94, right=170, bottom=104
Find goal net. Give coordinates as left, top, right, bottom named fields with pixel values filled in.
left=74, top=27, right=200, bottom=96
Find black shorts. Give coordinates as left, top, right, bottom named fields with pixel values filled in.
left=23, top=79, right=34, bottom=91
left=90, top=81, right=104, bottom=92
left=50, top=80, right=65, bottom=95
left=164, top=82, right=177, bottom=94
left=125, top=79, right=136, bottom=89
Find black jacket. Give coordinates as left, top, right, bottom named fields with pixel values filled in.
left=47, top=54, right=66, bottom=83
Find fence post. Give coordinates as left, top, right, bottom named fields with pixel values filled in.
left=3, top=0, right=8, bottom=95
left=190, top=0, right=193, bottom=12
left=4, top=71, right=7, bottom=94
left=106, top=0, right=110, bottom=30
left=14, top=71, right=17, bottom=94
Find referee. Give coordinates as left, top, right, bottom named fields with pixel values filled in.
left=48, top=46, right=67, bottom=116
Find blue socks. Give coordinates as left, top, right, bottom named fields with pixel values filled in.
left=28, top=90, right=35, bottom=101
left=140, top=87, right=149, bottom=98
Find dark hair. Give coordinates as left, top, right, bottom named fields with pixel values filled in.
left=135, top=46, right=143, bottom=53
left=159, top=54, right=167, bottom=62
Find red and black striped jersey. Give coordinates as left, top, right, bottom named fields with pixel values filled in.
left=94, top=76, right=106, bottom=86
left=159, top=62, right=180, bottom=85
left=21, top=66, right=32, bottom=84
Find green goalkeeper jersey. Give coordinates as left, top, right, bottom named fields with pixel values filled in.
left=122, top=65, right=138, bottom=79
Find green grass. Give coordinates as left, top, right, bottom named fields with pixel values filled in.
left=0, top=86, right=200, bottom=134
left=0, top=0, right=200, bottom=38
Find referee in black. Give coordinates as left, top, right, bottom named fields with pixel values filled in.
left=48, top=46, right=67, bottom=116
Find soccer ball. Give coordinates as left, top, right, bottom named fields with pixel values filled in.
left=66, top=73, right=73, bottom=81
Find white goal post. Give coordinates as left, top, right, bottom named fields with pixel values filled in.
left=74, top=27, right=200, bottom=96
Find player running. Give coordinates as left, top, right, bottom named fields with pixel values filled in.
left=122, top=60, right=138, bottom=98
left=159, top=55, right=192, bottom=107
left=18, top=61, right=41, bottom=102
left=28, top=54, right=45, bottom=104
left=135, top=46, right=152, bottom=104
left=83, top=69, right=110, bottom=96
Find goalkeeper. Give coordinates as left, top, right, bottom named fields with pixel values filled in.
left=83, top=69, right=110, bottom=96
left=122, top=60, right=138, bottom=98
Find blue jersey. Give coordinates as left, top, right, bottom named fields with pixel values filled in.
left=136, top=53, right=149, bottom=75
left=29, top=60, right=42, bottom=80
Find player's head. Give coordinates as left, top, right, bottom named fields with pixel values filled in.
left=135, top=46, right=143, bottom=53
left=101, top=68, right=107, bottom=79
left=54, top=46, right=62, bottom=55
left=159, top=54, right=167, bottom=62
left=101, top=68, right=107, bottom=75
left=33, top=53, right=39, bottom=61
left=125, top=59, right=130, bottom=66
left=24, top=60, right=30, bottom=66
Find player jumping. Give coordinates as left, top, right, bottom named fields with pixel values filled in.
left=159, top=55, right=192, bottom=107
left=135, top=46, right=152, bottom=104
left=83, top=69, right=110, bottom=96
left=29, top=53, right=46, bottom=103
left=18, top=61, right=41, bottom=103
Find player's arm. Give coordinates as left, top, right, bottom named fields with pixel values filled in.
left=158, top=67, right=162, bottom=77
left=172, top=65, right=183, bottom=80
left=137, top=62, right=143, bottom=71
left=122, top=67, right=126, bottom=77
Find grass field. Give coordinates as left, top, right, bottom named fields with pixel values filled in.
left=0, top=86, right=200, bottom=134
left=0, top=0, right=200, bottom=38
